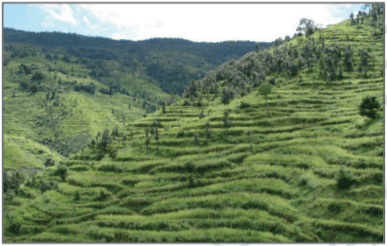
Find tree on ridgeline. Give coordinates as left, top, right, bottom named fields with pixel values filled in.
left=296, top=18, right=315, bottom=37
left=350, top=12, right=355, bottom=25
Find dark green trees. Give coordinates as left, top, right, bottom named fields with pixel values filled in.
left=221, top=87, right=236, bottom=105
left=359, top=96, right=380, bottom=119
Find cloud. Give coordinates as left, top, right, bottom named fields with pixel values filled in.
left=40, top=4, right=77, bottom=25
left=83, top=16, right=90, bottom=26
left=79, top=4, right=355, bottom=42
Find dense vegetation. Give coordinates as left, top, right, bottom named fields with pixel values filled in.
left=3, top=28, right=271, bottom=170
left=3, top=3, right=384, bottom=243
left=4, top=28, right=272, bottom=95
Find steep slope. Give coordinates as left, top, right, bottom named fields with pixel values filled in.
left=3, top=9, right=384, bottom=243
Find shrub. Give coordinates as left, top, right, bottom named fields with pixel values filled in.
left=299, top=175, right=310, bottom=186
left=359, top=96, right=380, bottom=119
left=185, top=161, right=195, bottom=173
left=335, top=166, right=356, bottom=190
left=199, top=110, right=205, bottom=119
left=19, top=81, right=29, bottom=90
left=40, top=180, right=58, bottom=193
left=240, top=101, right=251, bottom=109
left=3, top=172, right=25, bottom=194
left=327, top=201, right=343, bottom=213
left=29, top=82, right=39, bottom=93
left=53, top=165, right=68, bottom=180
left=44, top=158, right=55, bottom=167
left=74, top=191, right=81, bottom=201
left=31, top=72, right=44, bottom=82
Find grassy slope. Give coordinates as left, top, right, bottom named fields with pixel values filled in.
left=3, top=17, right=384, bottom=242
left=3, top=52, right=170, bottom=170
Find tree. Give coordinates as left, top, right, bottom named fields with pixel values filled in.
left=296, top=18, right=315, bottom=36
left=343, top=47, right=353, bottom=72
left=359, top=96, right=380, bottom=119
left=222, top=110, right=232, bottom=135
left=155, top=127, right=159, bottom=151
left=350, top=12, right=355, bottom=24
left=29, top=82, right=39, bottom=93
left=162, top=101, right=166, bottom=114
left=362, top=4, right=371, bottom=14
left=255, top=43, right=259, bottom=52
left=257, top=82, right=273, bottom=116
left=199, top=110, right=205, bottom=119
left=99, top=129, right=111, bottom=152
left=31, top=72, right=44, bottom=82
left=205, top=122, right=211, bottom=140
left=221, top=87, right=236, bottom=105
left=145, top=137, right=151, bottom=151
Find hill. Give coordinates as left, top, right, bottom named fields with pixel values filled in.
left=3, top=5, right=384, bottom=243
left=4, top=28, right=273, bottom=95
left=3, top=29, right=271, bottom=170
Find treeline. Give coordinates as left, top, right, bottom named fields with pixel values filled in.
left=4, top=28, right=273, bottom=95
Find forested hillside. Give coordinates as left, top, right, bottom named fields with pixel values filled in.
left=3, top=28, right=271, bottom=170
left=3, top=3, right=384, bottom=243
left=4, top=28, right=273, bottom=95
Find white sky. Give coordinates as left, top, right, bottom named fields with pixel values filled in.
left=17, top=2, right=365, bottom=43
left=78, top=3, right=352, bottom=42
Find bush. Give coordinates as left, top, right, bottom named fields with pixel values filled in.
left=185, top=161, right=195, bottom=173
left=3, top=172, right=25, bottom=194
left=31, top=72, right=44, bottom=82
left=240, top=101, right=251, bottom=109
left=359, top=96, right=380, bottom=119
left=53, top=165, right=68, bottom=180
left=44, top=158, right=55, bottom=167
left=40, top=180, right=58, bottom=193
left=327, top=201, right=343, bottom=213
left=29, top=82, right=39, bottom=93
left=19, top=81, right=29, bottom=90
left=335, top=166, right=356, bottom=190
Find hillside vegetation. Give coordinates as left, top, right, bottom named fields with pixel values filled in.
left=3, top=30, right=269, bottom=170
left=4, top=28, right=273, bottom=95
left=3, top=6, right=384, bottom=243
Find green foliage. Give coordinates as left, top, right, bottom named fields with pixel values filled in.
left=53, top=165, right=68, bottom=180
left=359, top=96, right=380, bottom=119
left=257, top=82, right=272, bottom=97
left=335, top=166, right=356, bottom=190
left=221, top=87, right=236, bottom=105
left=3, top=172, right=25, bottom=194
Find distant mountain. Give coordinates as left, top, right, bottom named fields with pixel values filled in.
left=3, top=28, right=273, bottom=95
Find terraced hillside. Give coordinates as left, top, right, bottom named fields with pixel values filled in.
left=3, top=49, right=171, bottom=170
left=3, top=12, right=384, bottom=242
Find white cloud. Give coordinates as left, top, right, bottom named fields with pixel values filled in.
left=83, top=16, right=90, bottom=26
left=40, top=4, right=77, bottom=25
left=79, top=4, right=353, bottom=42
